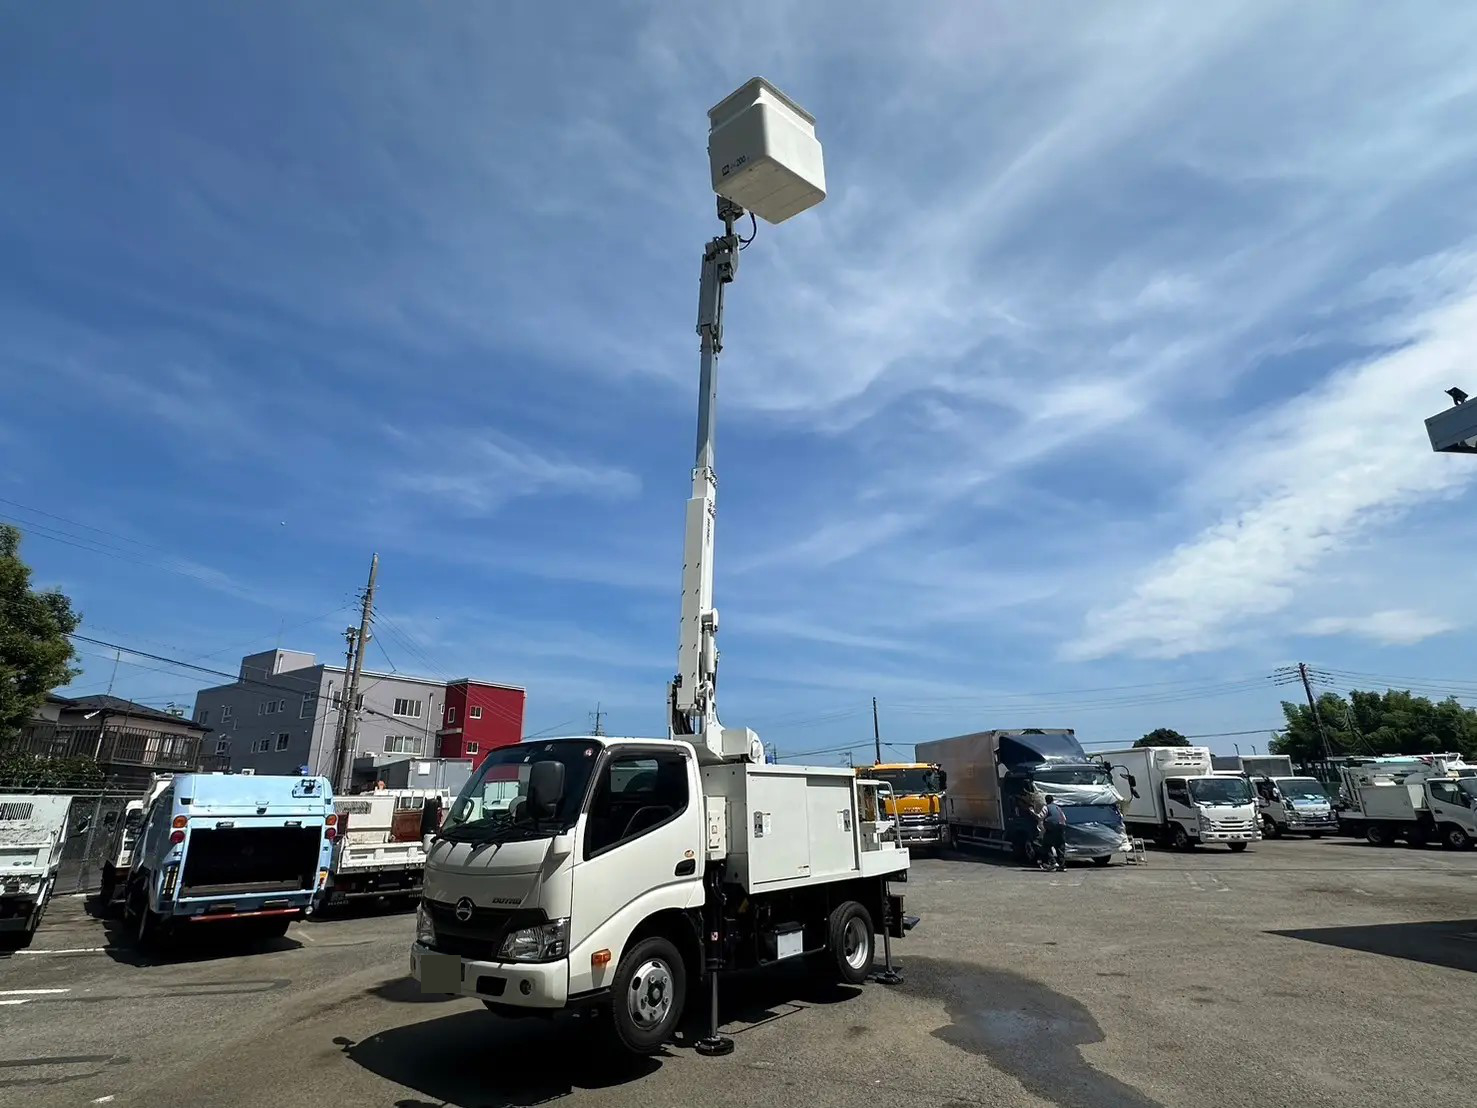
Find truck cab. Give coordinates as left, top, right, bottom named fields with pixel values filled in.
left=125, top=773, right=336, bottom=948
left=1253, top=775, right=1338, bottom=838
left=414, top=736, right=910, bottom=1053
left=0, top=795, right=72, bottom=951
left=855, top=763, right=944, bottom=851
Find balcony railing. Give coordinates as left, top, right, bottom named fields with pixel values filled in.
left=8, top=724, right=205, bottom=772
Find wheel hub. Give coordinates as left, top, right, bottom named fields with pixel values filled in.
left=627, top=958, right=673, bottom=1030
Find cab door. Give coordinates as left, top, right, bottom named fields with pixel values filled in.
left=1163, top=777, right=1197, bottom=836
left=1426, top=780, right=1477, bottom=842
left=568, top=745, right=703, bottom=994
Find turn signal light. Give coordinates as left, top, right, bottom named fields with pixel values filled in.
left=169, top=830, right=185, bottom=845
left=172, top=815, right=188, bottom=829
left=592, top=949, right=611, bottom=968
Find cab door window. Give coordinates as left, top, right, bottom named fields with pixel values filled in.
left=1165, top=779, right=1191, bottom=806
left=584, top=752, right=689, bottom=858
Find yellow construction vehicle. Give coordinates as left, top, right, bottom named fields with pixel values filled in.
left=856, top=762, right=945, bottom=852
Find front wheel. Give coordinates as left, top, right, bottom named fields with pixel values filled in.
left=1091, top=855, right=1112, bottom=867
left=609, top=936, right=686, bottom=1055
left=1261, top=816, right=1282, bottom=839
left=1308, top=832, right=1323, bottom=840
left=1441, top=825, right=1474, bottom=851
left=1228, top=842, right=1248, bottom=853
left=98, top=864, right=116, bottom=907
left=824, top=901, right=875, bottom=985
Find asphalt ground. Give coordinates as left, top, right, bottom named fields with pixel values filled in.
left=4, top=836, right=1475, bottom=1108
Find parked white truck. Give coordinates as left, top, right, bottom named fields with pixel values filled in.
left=1098, top=746, right=1259, bottom=851
left=413, top=82, right=912, bottom=1058
left=1211, top=755, right=1337, bottom=838
left=99, top=774, right=173, bottom=907
left=319, top=788, right=448, bottom=910
left=1336, top=757, right=1477, bottom=849
left=1, top=794, right=72, bottom=950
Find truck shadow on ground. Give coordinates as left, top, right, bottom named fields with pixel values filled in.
left=344, top=964, right=862, bottom=1106
left=96, top=914, right=302, bottom=967
left=1269, top=918, right=1477, bottom=973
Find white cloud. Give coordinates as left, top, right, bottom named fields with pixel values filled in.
left=1068, top=273, right=1477, bottom=661
left=386, top=430, right=640, bottom=515
left=1306, top=610, right=1455, bottom=647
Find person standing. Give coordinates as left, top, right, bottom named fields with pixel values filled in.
left=1041, top=794, right=1068, bottom=872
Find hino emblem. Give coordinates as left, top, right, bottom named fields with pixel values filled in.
left=454, top=897, right=474, bottom=922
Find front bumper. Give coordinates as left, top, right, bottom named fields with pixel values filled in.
left=1282, top=815, right=1338, bottom=831
left=899, top=823, right=942, bottom=845
left=412, top=941, right=568, bottom=1009
left=1197, top=828, right=1257, bottom=842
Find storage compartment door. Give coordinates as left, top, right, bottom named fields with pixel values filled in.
left=746, top=774, right=812, bottom=888
left=805, top=776, right=859, bottom=880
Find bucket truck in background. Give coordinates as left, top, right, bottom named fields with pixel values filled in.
left=1336, top=757, right=1477, bottom=849
left=412, top=78, right=911, bottom=1057
left=0, top=794, right=72, bottom=951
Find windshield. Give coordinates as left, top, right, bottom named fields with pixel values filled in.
left=1188, top=777, right=1252, bottom=806
left=1459, top=779, right=1477, bottom=801
left=1276, top=778, right=1329, bottom=802
left=1036, top=766, right=1113, bottom=787
left=869, top=767, right=942, bottom=795
left=441, top=739, right=601, bottom=843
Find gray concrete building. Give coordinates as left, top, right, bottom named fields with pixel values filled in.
left=191, top=649, right=447, bottom=777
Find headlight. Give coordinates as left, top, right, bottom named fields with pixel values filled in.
left=498, top=918, right=570, bottom=963
left=415, top=903, right=436, bottom=946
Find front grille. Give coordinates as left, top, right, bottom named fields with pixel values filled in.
left=423, top=899, right=544, bottom=961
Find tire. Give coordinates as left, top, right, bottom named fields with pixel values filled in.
left=609, top=935, right=686, bottom=1055
left=98, top=864, right=116, bottom=907
left=1262, top=817, right=1282, bottom=840
left=825, top=901, right=875, bottom=986
left=1091, top=855, right=1111, bottom=867
left=1365, top=825, right=1391, bottom=847
left=256, top=916, right=293, bottom=939
left=1441, top=825, right=1474, bottom=851
left=1170, top=825, right=1192, bottom=851
left=1308, top=832, right=1323, bottom=840
left=0, top=927, right=33, bottom=952
left=129, top=882, right=163, bottom=952
left=1228, top=842, right=1248, bottom=853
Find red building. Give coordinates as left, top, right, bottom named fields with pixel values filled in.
left=437, top=678, right=526, bottom=770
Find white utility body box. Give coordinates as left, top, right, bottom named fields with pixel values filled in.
left=708, top=77, right=826, bottom=225
left=701, top=762, right=905, bottom=893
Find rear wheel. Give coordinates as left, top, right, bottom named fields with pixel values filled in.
left=1228, top=842, right=1248, bottom=853
left=1170, top=825, right=1192, bottom=851
left=824, top=901, right=875, bottom=985
left=98, top=863, right=116, bottom=907
left=255, top=916, right=293, bottom=939
left=609, top=936, right=686, bottom=1055
left=0, top=926, right=34, bottom=952
left=1365, top=825, right=1391, bottom=847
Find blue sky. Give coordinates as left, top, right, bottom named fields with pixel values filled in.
left=6, top=3, right=1477, bottom=761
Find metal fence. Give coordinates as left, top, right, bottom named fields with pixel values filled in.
left=12, top=723, right=204, bottom=773
left=6, top=789, right=146, bottom=895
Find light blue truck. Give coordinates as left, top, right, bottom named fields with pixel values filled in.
left=123, top=773, right=335, bottom=948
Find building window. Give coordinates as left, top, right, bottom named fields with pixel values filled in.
left=263, top=700, right=279, bottom=716
left=470, top=706, right=482, bottom=720
left=258, top=703, right=265, bottom=716
left=465, top=742, right=479, bottom=755
left=275, top=733, right=291, bottom=751
left=278, top=699, right=286, bottom=712
left=383, top=735, right=425, bottom=755
left=253, top=738, right=271, bottom=753
left=215, top=739, right=230, bottom=754
left=448, top=707, right=457, bottom=725
left=393, top=698, right=423, bottom=719
left=300, top=695, right=316, bottom=719
left=330, top=690, right=364, bottom=710
left=221, top=705, right=233, bottom=721
left=198, top=709, right=210, bottom=725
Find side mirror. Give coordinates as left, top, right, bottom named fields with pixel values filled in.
left=527, top=760, right=566, bottom=821
left=1270, top=788, right=1281, bottom=801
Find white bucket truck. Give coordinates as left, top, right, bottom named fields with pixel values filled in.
left=319, top=788, right=448, bottom=909
left=1337, top=757, right=1477, bottom=849
left=412, top=80, right=911, bottom=1056
left=1098, top=746, right=1259, bottom=851
left=0, top=794, right=72, bottom=950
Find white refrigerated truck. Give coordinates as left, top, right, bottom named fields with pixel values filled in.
left=1336, top=758, right=1477, bottom=849
left=412, top=80, right=912, bottom=1058
left=1097, top=746, right=1258, bottom=851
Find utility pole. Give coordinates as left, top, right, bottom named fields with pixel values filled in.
left=331, top=554, right=378, bottom=793
left=590, top=703, right=606, bottom=737
left=872, top=697, right=882, bottom=766
left=1298, top=661, right=1334, bottom=767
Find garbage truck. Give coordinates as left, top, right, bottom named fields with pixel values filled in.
left=916, top=729, right=1129, bottom=865
left=123, top=773, right=336, bottom=948
left=855, top=761, right=945, bottom=852
left=413, top=88, right=913, bottom=1058
left=1098, top=746, right=1258, bottom=850
left=0, top=794, right=72, bottom=951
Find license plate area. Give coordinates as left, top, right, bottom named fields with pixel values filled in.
left=420, top=952, right=463, bottom=993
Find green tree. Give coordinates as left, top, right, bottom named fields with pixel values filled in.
left=0, top=525, right=80, bottom=738
left=1270, top=688, right=1477, bottom=765
left=1134, top=727, right=1189, bottom=748
left=0, top=751, right=102, bottom=790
